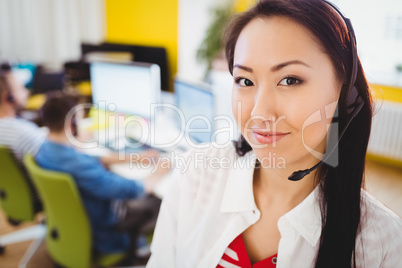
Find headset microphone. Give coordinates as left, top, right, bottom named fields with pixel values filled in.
left=288, top=92, right=364, bottom=181
left=288, top=1, right=364, bottom=181
left=288, top=162, right=321, bottom=182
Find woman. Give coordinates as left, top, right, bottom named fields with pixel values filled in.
left=148, top=0, right=402, bottom=267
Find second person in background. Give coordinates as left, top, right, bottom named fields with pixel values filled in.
left=36, top=92, right=170, bottom=258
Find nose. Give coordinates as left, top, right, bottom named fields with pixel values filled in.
left=251, top=84, right=279, bottom=126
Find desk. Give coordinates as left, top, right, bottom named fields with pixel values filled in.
left=110, top=162, right=174, bottom=199
left=76, top=110, right=185, bottom=199
left=74, top=90, right=238, bottom=199
left=79, top=145, right=175, bottom=199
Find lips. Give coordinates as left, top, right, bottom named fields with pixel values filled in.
left=251, top=130, right=290, bottom=144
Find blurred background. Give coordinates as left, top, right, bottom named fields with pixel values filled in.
left=0, top=0, right=401, bottom=267
left=0, top=0, right=402, bottom=85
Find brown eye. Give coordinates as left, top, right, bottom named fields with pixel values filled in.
left=238, top=78, right=254, bottom=87
left=278, top=77, right=301, bottom=86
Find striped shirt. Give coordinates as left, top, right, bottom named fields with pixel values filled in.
left=218, top=234, right=277, bottom=268
left=0, top=117, right=47, bottom=163
left=0, top=117, right=47, bottom=210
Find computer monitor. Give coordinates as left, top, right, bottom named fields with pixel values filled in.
left=82, top=43, right=169, bottom=91
left=90, top=61, right=161, bottom=118
left=175, top=79, right=215, bottom=144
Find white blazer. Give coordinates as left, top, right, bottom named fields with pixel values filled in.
left=147, top=144, right=402, bottom=268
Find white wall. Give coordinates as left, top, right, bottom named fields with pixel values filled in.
left=178, top=0, right=232, bottom=82
left=178, top=0, right=239, bottom=141
left=179, top=0, right=402, bottom=87
left=0, top=0, right=105, bottom=68
left=332, top=0, right=402, bottom=86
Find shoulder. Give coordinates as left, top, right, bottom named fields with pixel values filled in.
left=186, top=142, right=238, bottom=161
left=0, top=117, right=38, bottom=129
left=360, top=189, right=402, bottom=232
left=164, top=142, right=240, bottom=204
left=0, top=117, right=22, bottom=132
left=2, top=118, right=47, bottom=141
left=174, top=143, right=238, bottom=183
left=16, top=119, right=47, bottom=136
left=356, top=190, right=402, bottom=265
left=37, top=141, right=100, bottom=169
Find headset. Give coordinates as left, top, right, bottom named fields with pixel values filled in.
left=0, top=63, right=15, bottom=104
left=288, top=0, right=365, bottom=181
left=71, top=113, right=78, bottom=137
left=7, top=93, right=14, bottom=103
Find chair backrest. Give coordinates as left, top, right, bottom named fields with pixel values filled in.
left=24, top=154, right=92, bottom=268
left=0, top=146, right=35, bottom=221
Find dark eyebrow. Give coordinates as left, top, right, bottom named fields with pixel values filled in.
left=234, top=60, right=311, bottom=73
left=233, top=64, right=253, bottom=73
left=271, top=60, right=311, bottom=72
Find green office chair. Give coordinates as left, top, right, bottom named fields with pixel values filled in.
left=0, top=146, right=35, bottom=222
left=24, top=154, right=126, bottom=268
left=0, top=146, right=46, bottom=267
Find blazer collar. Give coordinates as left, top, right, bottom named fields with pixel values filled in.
left=220, top=150, right=258, bottom=213
left=283, top=186, right=322, bottom=247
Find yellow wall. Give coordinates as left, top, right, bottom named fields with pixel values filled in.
left=105, top=0, right=178, bottom=91
left=234, top=0, right=255, bottom=12
left=371, top=84, right=402, bottom=104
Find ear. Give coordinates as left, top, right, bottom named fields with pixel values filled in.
left=7, top=92, right=14, bottom=103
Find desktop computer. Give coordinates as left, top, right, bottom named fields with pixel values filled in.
left=90, top=60, right=161, bottom=119
left=90, top=60, right=162, bottom=152
left=174, top=79, right=215, bottom=144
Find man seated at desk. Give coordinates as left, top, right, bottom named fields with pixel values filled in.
left=35, top=92, right=169, bottom=255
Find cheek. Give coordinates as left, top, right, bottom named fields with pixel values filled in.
left=291, top=98, right=338, bottom=154
left=21, top=91, right=29, bottom=103
left=14, top=91, right=24, bottom=103
left=301, top=120, right=330, bottom=154
left=14, top=87, right=29, bottom=102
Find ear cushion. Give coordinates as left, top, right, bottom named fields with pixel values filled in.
left=71, top=115, right=78, bottom=136
left=7, top=93, right=14, bottom=103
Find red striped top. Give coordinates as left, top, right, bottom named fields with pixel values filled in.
left=217, top=235, right=277, bottom=268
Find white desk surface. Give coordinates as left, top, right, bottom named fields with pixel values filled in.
left=78, top=143, right=175, bottom=199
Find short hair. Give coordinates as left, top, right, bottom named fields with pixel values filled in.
left=40, top=91, right=80, bottom=132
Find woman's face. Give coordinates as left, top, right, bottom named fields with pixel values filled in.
left=232, top=16, right=342, bottom=169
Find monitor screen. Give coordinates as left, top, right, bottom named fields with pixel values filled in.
left=175, top=79, right=215, bottom=144
left=82, top=43, right=169, bottom=91
left=90, top=61, right=161, bottom=118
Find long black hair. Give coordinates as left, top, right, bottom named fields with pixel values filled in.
left=223, top=0, right=373, bottom=267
